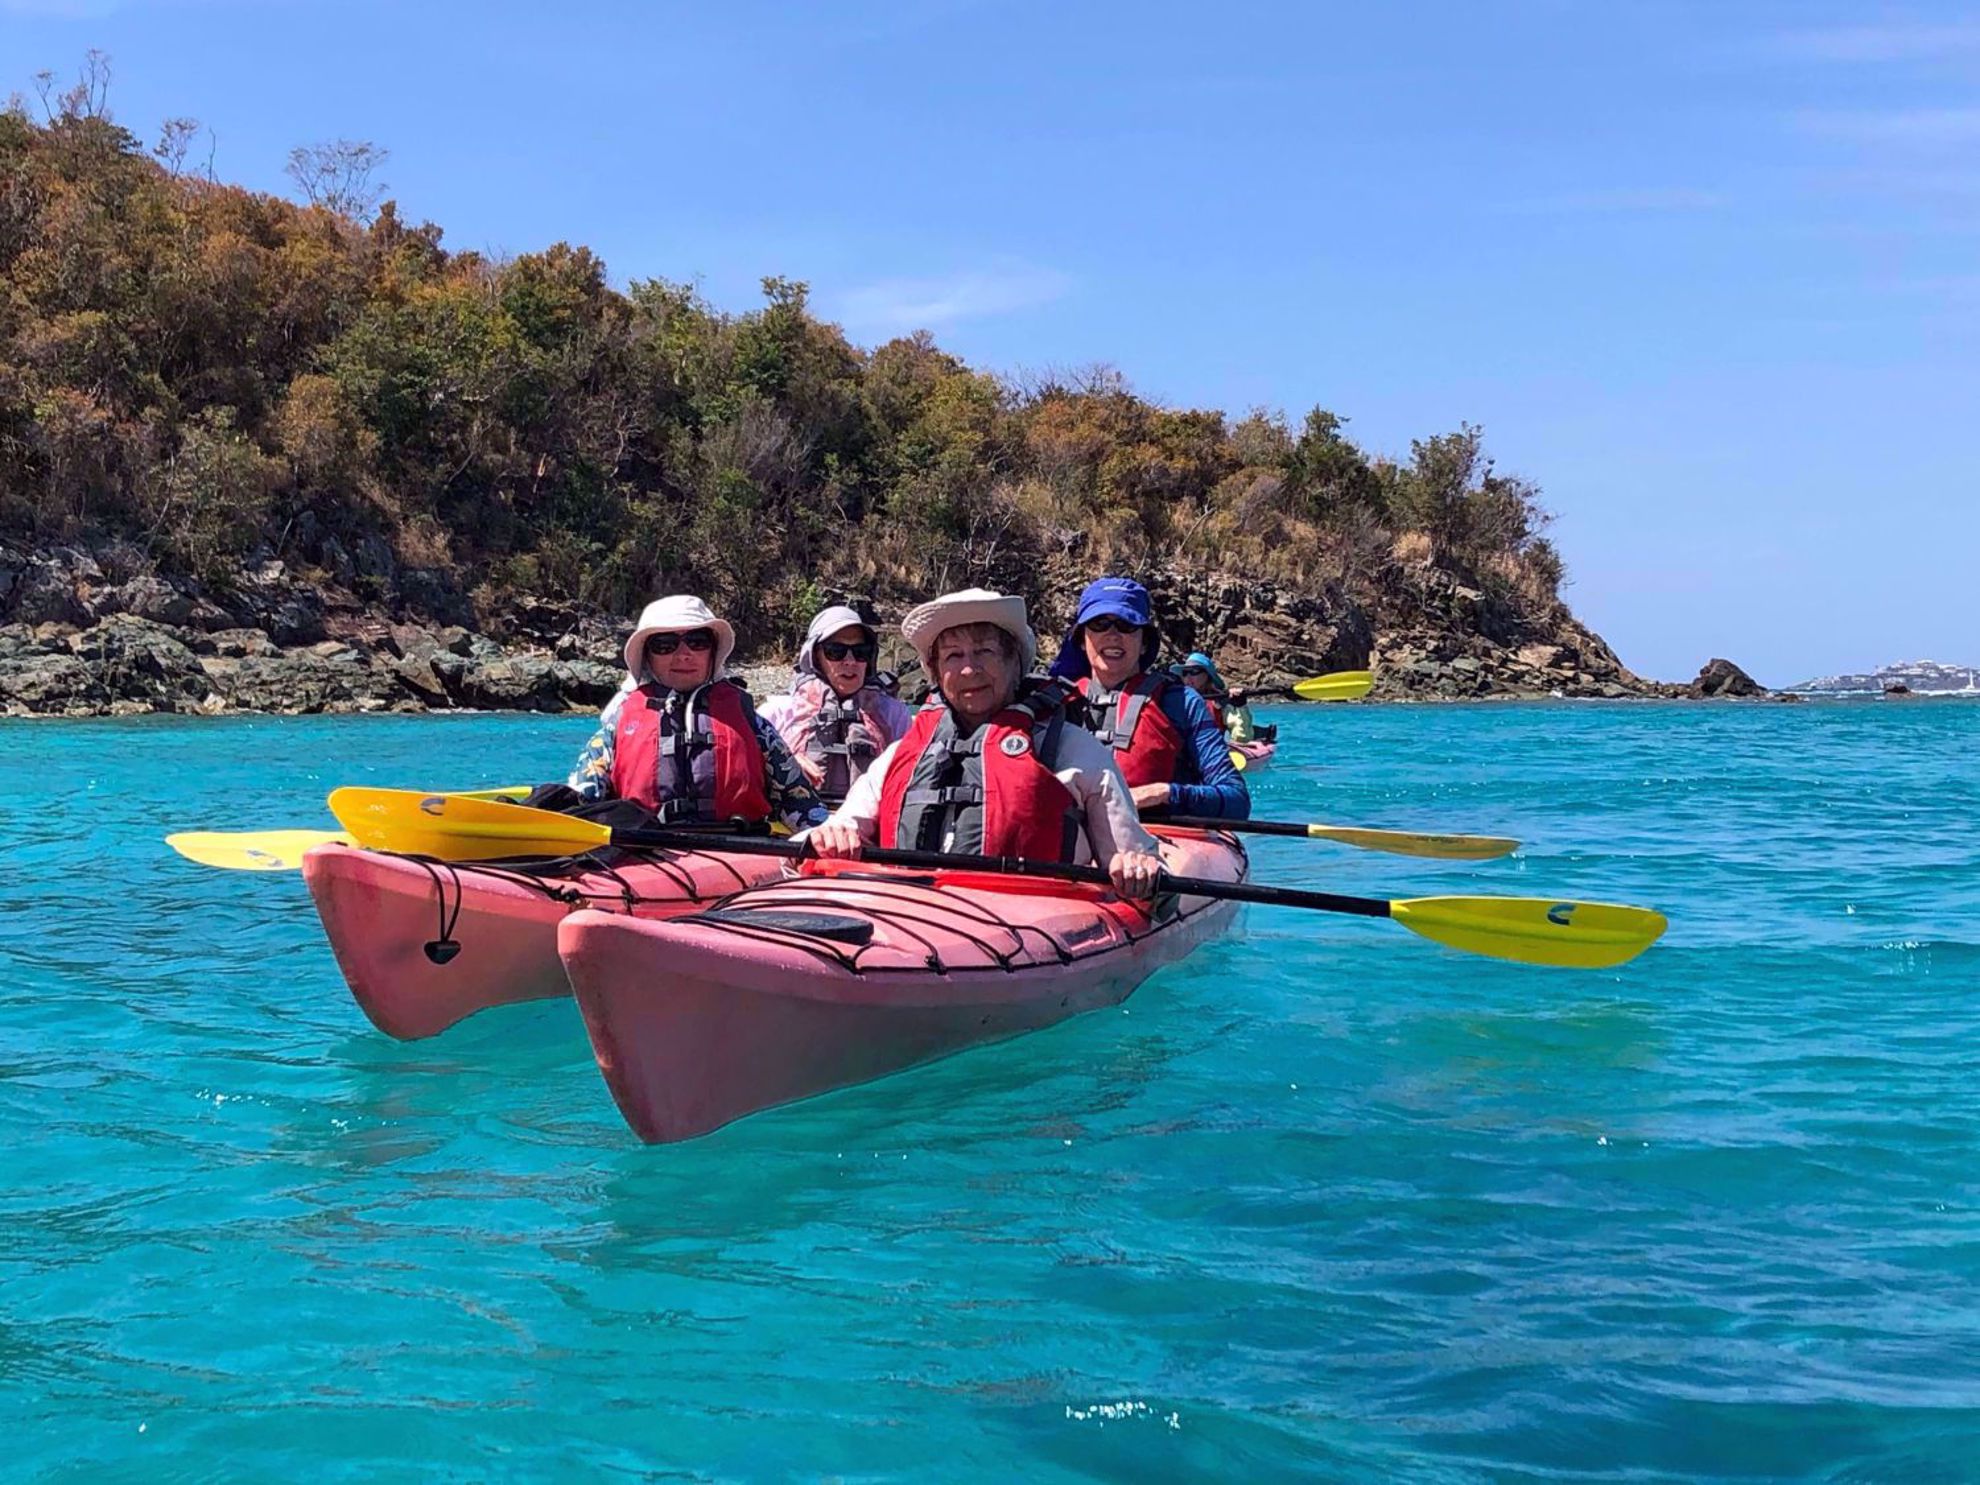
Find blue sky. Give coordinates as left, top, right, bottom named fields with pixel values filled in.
left=6, top=0, right=1975, bottom=683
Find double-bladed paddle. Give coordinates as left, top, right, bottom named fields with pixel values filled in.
left=168, top=805, right=1520, bottom=871
left=325, top=788, right=1665, bottom=969
left=164, top=785, right=532, bottom=872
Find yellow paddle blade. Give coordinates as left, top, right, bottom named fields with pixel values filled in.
left=1228, top=749, right=1248, bottom=772
left=454, top=785, right=533, bottom=802
left=166, top=829, right=352, bottom=871
left=1292, top=670, right=1374, bottom=702
left=1390, top=896, right=1667, bottom=969
left=1308, top=824, right=1519, bottom=861
left=327, top=787, right=611, bottom=860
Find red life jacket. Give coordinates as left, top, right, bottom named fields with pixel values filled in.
left=878, top=685, right=1081, bottom=861
left=1078, top=672, right=1185, bottom=788
left=609, top=679, right=772, bottom=823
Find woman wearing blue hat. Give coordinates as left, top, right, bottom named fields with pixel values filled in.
left=1178, top=650, right=1256, bottom=744
left=1049, top=577, right=1250, bottom=820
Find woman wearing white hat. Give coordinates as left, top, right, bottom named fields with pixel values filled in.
left=756, top=603, right=915, bottom=799
left=567, top=594, right=829, bottom=832
left=805, top=588, right=1166, bottom=900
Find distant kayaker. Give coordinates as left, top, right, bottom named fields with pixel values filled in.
left=757, top=604, right=915, bottom=799
left=1049, top=578, right=1250, bottom=819
left=1178, top=650, right=1256, bottom=745
left=804, top=588, right=1167, bottom=899
left=568, top=595, right=829, bottom=832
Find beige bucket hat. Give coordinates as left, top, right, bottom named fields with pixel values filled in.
left=900, top=588, right=1038, bottom=673
left=623, top=594, right=737, bottom=683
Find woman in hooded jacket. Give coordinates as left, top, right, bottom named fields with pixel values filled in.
left=757, top=605, right=916, bottom=799
left=567, top=595, right=828, bottom=833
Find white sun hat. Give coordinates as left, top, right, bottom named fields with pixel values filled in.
left=900, top=588, right=1037, bottom=673
left=623, top=594, right=737, bottom=683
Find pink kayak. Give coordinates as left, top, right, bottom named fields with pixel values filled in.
left=558, top=827, right=1247, bottom=1143
left=1230, top=740, right=1276, bottom=771
left=302, top=843, right=784, bottom=1040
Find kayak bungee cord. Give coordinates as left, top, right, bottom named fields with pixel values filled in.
left=398, top=842, right=775, bottom=967
left=670, top=844, right=1245, bottom=976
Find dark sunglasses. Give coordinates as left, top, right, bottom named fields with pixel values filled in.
left=647, top=628, right=717, bottom=655
left=1179, top=666, right=1208, bottom=677
left=819, top=640, right=877, bottom=663
left=1083, top=615, right=1142, bottom=635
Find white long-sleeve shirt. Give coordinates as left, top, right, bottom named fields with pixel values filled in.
left=816, top=718, right=1161, bottom=865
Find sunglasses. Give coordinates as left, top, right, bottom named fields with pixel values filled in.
left=819, top=640, right=877, bottom=663
left=1083, top=616, right=1142, bottom=635
left=647, top=628, right=717, bottom=655
left=1179, top=666, right=1208, bottom=678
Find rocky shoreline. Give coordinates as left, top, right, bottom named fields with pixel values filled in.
left=2, top=541, right=1763, bottom=719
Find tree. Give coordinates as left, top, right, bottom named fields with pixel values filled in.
left=33, top=49, right=112, bottom=124
left=153, top=117, right=199, bottom=176
left=285, top=139, right=388, bottom=222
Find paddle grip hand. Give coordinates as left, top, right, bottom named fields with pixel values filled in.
left=1110, top=849, right=1163, bottom=900
left=804, top=819, right=866, bottom=859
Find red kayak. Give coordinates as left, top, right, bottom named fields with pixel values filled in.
left=302, top=843, right=784, bottom=1040
left=558, top=826, right=1247, bottom=1143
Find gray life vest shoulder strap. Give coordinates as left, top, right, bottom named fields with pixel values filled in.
left=894, top=682, right=1073, bottom=855
left=652, top=679, right=754, bottom=825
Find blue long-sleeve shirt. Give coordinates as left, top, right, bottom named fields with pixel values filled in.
left=1158, top=682, right=1252, bottom=818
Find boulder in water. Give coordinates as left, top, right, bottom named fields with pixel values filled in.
left=1689, top=658, right=1766, bottom=698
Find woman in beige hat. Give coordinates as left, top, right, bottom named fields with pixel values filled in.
left=804, top=588, right=1166, bottom=899
left=567, top=594, right=828, bottom=832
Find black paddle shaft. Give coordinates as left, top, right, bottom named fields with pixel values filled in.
left=609, top=827, right=1394, bottom=921
left=1158, top=814, right=1310, bottom=838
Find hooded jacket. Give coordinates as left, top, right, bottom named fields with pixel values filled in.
left=757, top=606, right=915, bottom=797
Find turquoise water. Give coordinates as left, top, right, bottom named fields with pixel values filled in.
left=3, top=701, right=1978, bottom=1481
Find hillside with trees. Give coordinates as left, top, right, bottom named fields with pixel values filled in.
left=1, top=62, right=1657, bottom=715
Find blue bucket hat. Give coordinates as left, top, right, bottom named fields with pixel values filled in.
left=1180, top=651, right=1228, bottom=692
left=1050, top=576, right=1162, bottom=680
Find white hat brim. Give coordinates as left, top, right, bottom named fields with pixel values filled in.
left=901, top=591, right=1036, bottom=673
left=623, top=600, right=737, bottom=682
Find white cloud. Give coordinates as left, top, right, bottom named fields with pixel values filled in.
left=830, top=265, right=1072, bottom=337
left=1771, top=23, right=1980, bottom=63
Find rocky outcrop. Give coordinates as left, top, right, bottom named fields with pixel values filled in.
left=1, top=613, right=630, bottom=722
left=0, top=540, right=646, bottom=718
left=0, top=536, right=1723, bottom=716
left=1019, top=557, right=1660, bottom=701
left=1689, top=657, right=1766, bottom=699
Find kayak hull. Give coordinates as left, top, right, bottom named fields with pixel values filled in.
left=1230, top=740, right=1276, bottom=770
left=559, top=829, right=1245, bottom=1143
left=301, top=843, right=782, bottom=1040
